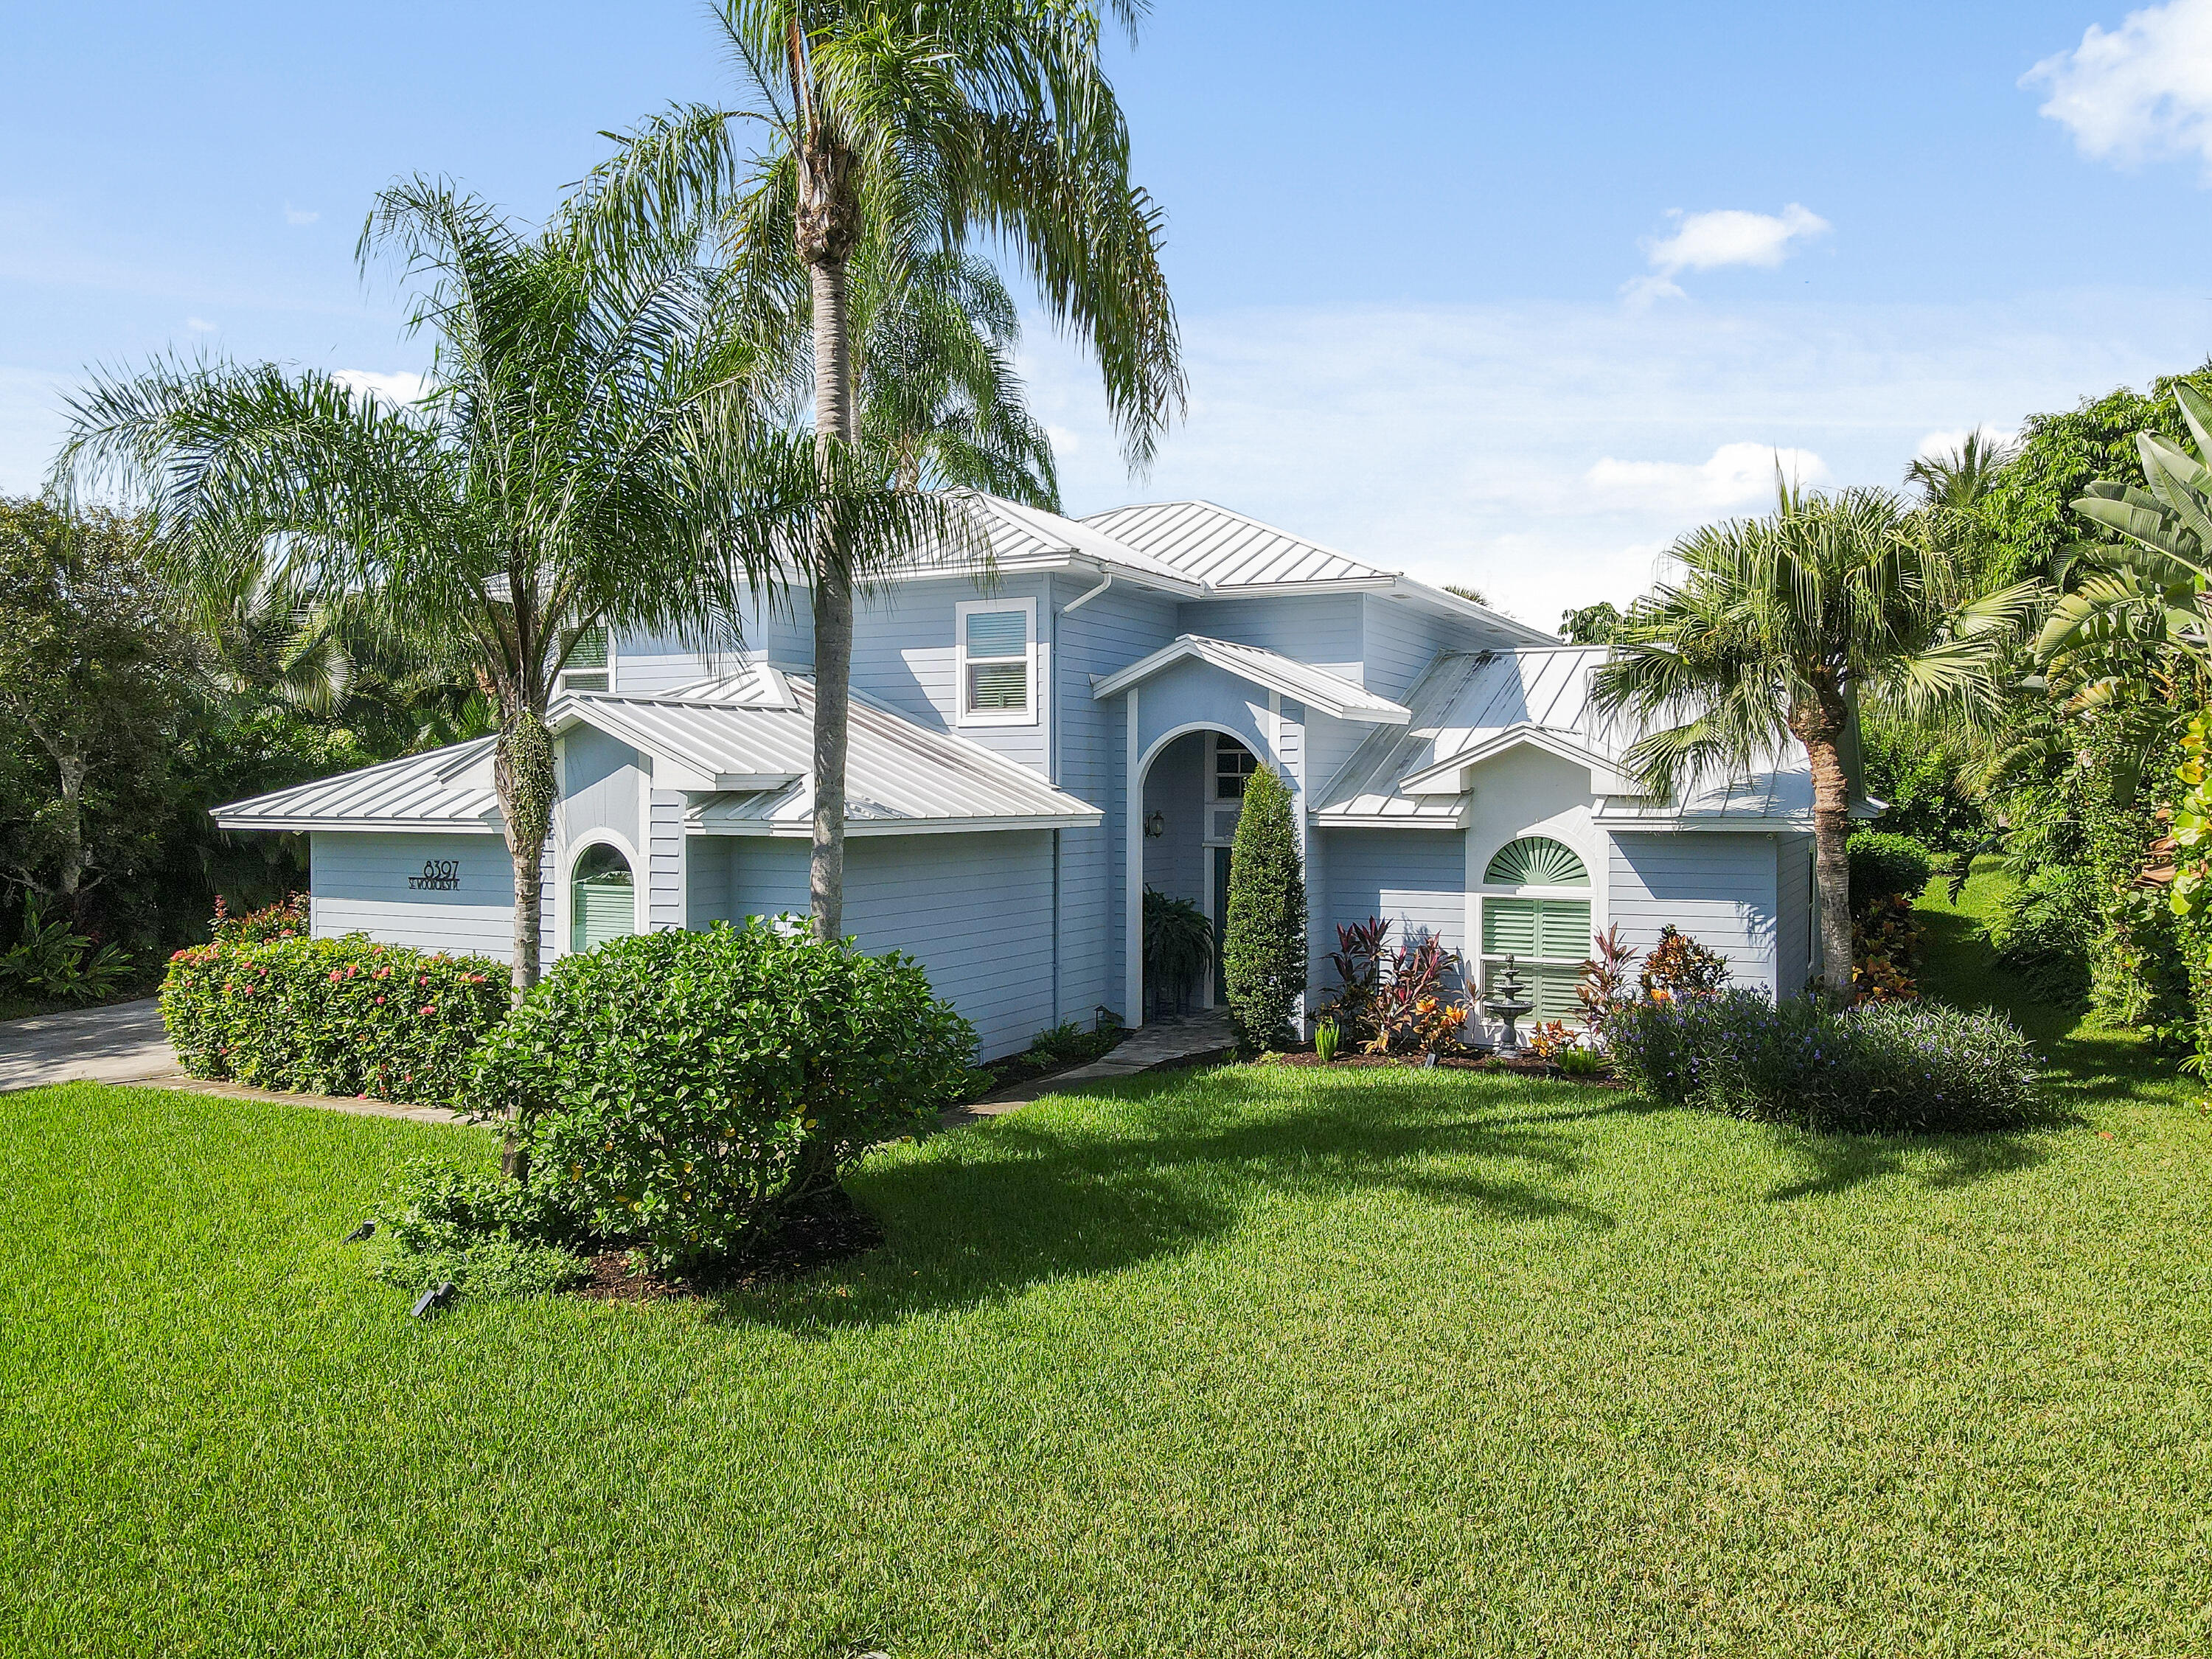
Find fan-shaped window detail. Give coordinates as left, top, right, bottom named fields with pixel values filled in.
left=1484, top=837, right=1587, bottom=888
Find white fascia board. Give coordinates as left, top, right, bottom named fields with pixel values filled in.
left=1399, top=726, right=1641, bottom=796
left=1311, top=807, right=1470, bottom=830
left=695, top=811, right=1100, bottom=838
left=875, top=552, right=1207, bottom=599
left=1091, top=636, right=1411, bottom=723
left=212, top=815, right=506, bottom=835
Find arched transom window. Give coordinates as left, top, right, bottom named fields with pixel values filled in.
left=570, top=843, right=636, bottom=953
left=1480, top=837, right=1591, bottom=1023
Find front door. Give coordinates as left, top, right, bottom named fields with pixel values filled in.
left=1211, top=844, right=1232, bottom=1006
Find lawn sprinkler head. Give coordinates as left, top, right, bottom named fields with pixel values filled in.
left=411, top=1281, right=458, bottom=1321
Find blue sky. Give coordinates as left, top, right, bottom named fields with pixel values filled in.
left=10, top=0, right=2212, bottom=620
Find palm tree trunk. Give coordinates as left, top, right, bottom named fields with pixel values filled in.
left=807, top=253, right=855, bottom=942
left=1799, top=725, right=1856, bottom=1006
left=494, top=709, right=555, bottom=998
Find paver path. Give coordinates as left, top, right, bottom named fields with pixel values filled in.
left=0, top=998, right=181, bottom=1091
left=950, top=1011, right=1234, bottom=1123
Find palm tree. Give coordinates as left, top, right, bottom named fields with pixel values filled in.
left=1593, top=484, right=2037, bottom=1003
left=55, top=177, right=856, bottom=995
left=1905, top=427, right=2017, bottom=512
left=579, top=0, right=1183, bottom=939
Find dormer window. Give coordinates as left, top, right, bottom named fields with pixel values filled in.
left=956, top=599, right=1037, bottom=726
left=560, top=625, right=611, bottom=694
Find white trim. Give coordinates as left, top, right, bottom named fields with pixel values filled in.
left=557, top=624, right=617, bottom=695
left=955, top=597, right=1040, bottom=728
left=561, top=828, right=644, bottom=959
left=1124, top=686, right=1142, bottom=1026
left=692, top=813, right=1099, bottom=838
left=1399, top=723, right=1641, bottom=797
left=1092, top=634, right=1411, bottom=724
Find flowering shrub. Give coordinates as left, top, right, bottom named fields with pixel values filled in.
left=1575, top=925, right=1638, bottom=1037
left=1639, top=925, right=1731, bottom=1001
left=161, top=933, right=508, bottom=1102
left=209, top=892, right=310, bottom=945
left=1325, top=917, right=1466, bottom=1054
left=1607, top=989, right=2045, bottom=1133
left=469, top=918, right=978, bottom=1271
left=1852, top=892, right=1924, bottom=1002
left=1526, top=1020, right=1576, bottom=1061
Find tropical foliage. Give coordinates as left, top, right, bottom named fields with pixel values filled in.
left=580, top=0, right=1183, bottom=941
left=1593, top=483, right=2037, bottom=1002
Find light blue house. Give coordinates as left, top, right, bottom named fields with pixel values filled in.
left=215, top=495, right=1826, bottom=1058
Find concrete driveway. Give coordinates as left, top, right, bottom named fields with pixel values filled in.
left=0, top=998, right=181, bottom=1092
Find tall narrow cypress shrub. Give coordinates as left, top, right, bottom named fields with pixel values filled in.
left=1223, top=764, right=1306, bottom=1049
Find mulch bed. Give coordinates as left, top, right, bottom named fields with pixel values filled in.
left=1262, top=1046, right=1621, bottom=1085
left=572, top=1187, right=886, bottom=1304
left=971, top=1030, right=1129, bottom=1096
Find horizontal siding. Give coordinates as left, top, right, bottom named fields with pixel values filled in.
left=1175, top=594, right=1364, bottom=685
left=647, top=791, right=686, bottom=931
left=1775, top=832, right=1816, bottom=995
left=687, top=837, right=734, bottom=928
left=850, top=575, right=1051, bottom=775
left=1360, top=597, right=1473, bottom=705
left=843, top=832, right=1058, bottom=1060
left=311, top=832, right=517, bottom=962
left=1608, top=831, right=1778, bottom=994
left=1057, top=582, right=1178, bottom=1023
left=1322, top=828, right=1468, bottom=992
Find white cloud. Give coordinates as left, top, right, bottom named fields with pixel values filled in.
left=1046, top=422, right=1081, bottom=455
left=283, top=204, right=321, bottom=226
left=1585, top=441, right=1830, bottom=515
left=333, top=369, right=426, bottom=406
left=1018, top=288, right=2212, bottom=624
left=2025, top=0, right=2212, bottom=173
left=186, top=316, right=218, bottom=333
left=1914, top=425, right=2020, bottom=459
left=1644, top=204, right=1830, bottom=276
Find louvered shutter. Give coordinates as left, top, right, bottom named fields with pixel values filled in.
left=1483, top=898, right=1540, bottom=956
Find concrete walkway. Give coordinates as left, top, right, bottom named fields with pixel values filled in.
left=0, top=997, right=181, bottom=1091
left=952, top=1010, right=1235, bottom=1123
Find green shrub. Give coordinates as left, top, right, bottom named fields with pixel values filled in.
left=1607, top=989, right=2046, bottom=1133
left=0, top=900, right=133, bottom=1002
left=365, top=1162, right=588, bottom=1300
left=469, top=919, right=976, bottom=1272
left=1990, top=865, right=2095, bottom=1009
left=1020, top=1018, right=1123, bottom=1069
left=160, top=933, right=508, bottom=1102
left=1847, top=832, right=1936, bottom=912
left=209, top=892, right=310, bottom=945
left=1143, top=888, right=1213, bottom=1016
left=1554, top=1042, right=1604, bottom=1077
left=1222, top=765, right=1306, bottom=1049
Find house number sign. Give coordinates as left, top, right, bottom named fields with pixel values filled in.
left=408, top=858, right=462, bottom=891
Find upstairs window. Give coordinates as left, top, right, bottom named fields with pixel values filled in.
left=956, top=599, right=1036, bottom=725
left=1214, top=735, right=1259, bottom=799
left=560, top=625, right=611, bottom=694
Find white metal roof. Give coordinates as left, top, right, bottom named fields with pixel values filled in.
left=213, top=738, right=504, bottom=834
left=883, top=491, right=1205, bottom=596
left=1091, top=633, right=1412, bottom=724
left=1315, top=645, right=1818, bottom=828
left=1079, top=499, right=1557, bottom=643
left=212, top=676, right=1100, bottom=838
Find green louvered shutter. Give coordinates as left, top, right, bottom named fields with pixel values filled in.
left=1536, top=900, right=1592, bottom=959
left=1483, top=897, right=1540, bottom=957
left=1529, top=964, right=1585, bottom=1021
left=571, top=877, right=635, bottom=952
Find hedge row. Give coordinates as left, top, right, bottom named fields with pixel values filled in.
left=161, top=934, right=509, bottom=1103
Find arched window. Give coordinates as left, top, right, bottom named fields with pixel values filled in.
left=1479, top=837, right=1591, bottom=1023
left=570, top=843, right=635, bottom=953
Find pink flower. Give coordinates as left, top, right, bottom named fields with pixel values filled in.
left=374, top=996, right=385, bottom=1006
left=420, top=1005, right=435, bottom=1016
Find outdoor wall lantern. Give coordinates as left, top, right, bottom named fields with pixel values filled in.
left=1144, top=810, right=1166, bottom=839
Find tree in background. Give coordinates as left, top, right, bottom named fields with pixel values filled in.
left=1595, top=484, right=2037, bottom=1004
left=1905, top=427, right=2019, bottom=515
left=583, top=0, right=1183, bottom=941
left=59, top=178, right=837, bottom=996
left=1560, top=601, right=1621, bottom=644
left=0, top=501, right=192, bottom=953
left=1222, top=765, right=1306, bottom=1048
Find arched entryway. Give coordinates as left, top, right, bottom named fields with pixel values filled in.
left=1138, top=725, right=1260, bottom=1015
left=569, top=841, right=636, bottom=954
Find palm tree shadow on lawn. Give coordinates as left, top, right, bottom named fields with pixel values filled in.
left=706, top=1071, right=1634, bottom=1332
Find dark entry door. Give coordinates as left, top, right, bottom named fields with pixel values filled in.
left=1211, top=844, right=1232, bottom=1006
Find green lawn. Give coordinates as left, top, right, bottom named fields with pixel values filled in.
left=4, top=881, right=2210, bottom=1656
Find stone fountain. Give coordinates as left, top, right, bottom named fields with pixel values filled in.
left=1481, top=955, right=1534, bottom=1057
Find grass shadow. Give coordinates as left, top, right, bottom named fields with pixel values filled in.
left=1763, top=1126, right=2054, bottom=1203
left=706, top=1067, right=1618, bottom=1332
